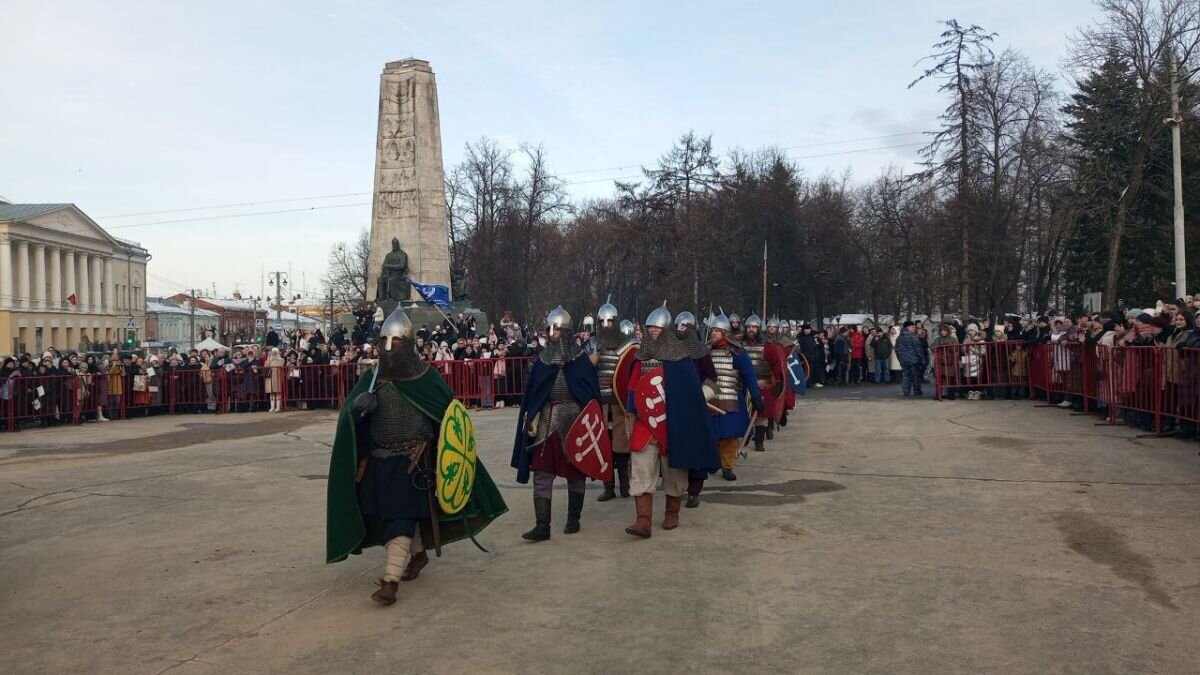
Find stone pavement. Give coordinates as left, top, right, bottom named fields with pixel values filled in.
left=1, top=390, right=1198, bottom=674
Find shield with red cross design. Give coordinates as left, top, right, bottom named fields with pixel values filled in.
left=564, top=399, right=613, bottom=481
left=634, top=367, right=668, bottom=448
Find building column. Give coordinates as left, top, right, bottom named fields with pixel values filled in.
left=0, top=239, right=11, bottom=309
left=104, top=258, right=114, bottom=313
left=16, top=240, right=30, bottom=310
left=76, top=253, right=89, bottom=312
left=31, top=243, right=46, bottom=309
left=48, top=247, right=61, bottom=311
left=90, top=255, right=102, bottom=314
left=63, top=250, right=76, bottom=311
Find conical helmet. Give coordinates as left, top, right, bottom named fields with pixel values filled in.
left=546, top=305, right=572, bottom=331
left=674, top=311, right=697, bottom=329
left=766, top=315, right=781, bottom=329
left=744, top=314, right=763, bottom=329
left=708, top=308, right=733, bottom=333
left=619, top=319, right=635, bottom=336
left=380, top=305, right=415, bottom=345
left=582, top=314, right=595, bottom=330
left=597, top=294, right=619, bottom=326
left=645, top=301, right=672, bottom=329
left=729, top=312, right=743, bottom=325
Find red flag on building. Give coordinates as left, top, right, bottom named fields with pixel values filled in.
left=66, top=293, right=77, bottom=306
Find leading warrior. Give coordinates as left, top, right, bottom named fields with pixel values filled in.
left=511, top=306, right=602, bottom=540
left=624, top=303, right=719, bottom=538
left=327, top=306, right=508, bottom=606
left=590, top=298, right=637, bottom=502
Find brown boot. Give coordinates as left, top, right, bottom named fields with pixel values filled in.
left=662, top=495, right=681, bottom=530
left=597, top=482, right=617, bottom=502
left=400, top=551, right=428, bottom=581
left=371, top=578, right=399, bottom=606
left=625, top=494, right=653, bottom=538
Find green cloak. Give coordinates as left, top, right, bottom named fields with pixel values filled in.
left=326, top=367, right=508, bottom=564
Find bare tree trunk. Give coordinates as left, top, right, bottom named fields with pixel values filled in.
left=1104, top=134, right=1151, bottom=307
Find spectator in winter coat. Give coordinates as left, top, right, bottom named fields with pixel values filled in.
left=895, top=321, right=925, bottom=396
left=831, top=328, right=850, bottom=385
left=932, top=324, right=961, bottom=400
left=849, top=326, right=866, bottom=384
left=870, top=329, right=893, bottom=383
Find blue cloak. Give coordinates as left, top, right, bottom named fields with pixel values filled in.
left=510, top=353, right=601, bottom=484
left=711, top=349, right=763, bottom=440
left=629, top=357, right=720, bottom=472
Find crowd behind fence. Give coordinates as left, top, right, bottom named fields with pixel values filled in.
left=0, top=357, right=534, bottom=431
left=931, top=340, right=1200, bottom=434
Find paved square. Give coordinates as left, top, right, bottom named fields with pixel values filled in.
left=2, top=392, right=1197, bottom=674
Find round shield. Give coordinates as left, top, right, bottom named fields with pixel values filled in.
left=437, top=399, right=477, bottom=515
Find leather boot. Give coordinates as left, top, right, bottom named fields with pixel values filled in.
left=685, top=478, right=703, bottom=508
left=618, top=463, right=631, bottom=498
left=597, top=482, right=617, bottom=502
left=625, top=494, right=652, bottom=538
left=564, top=491, right=584, bottom=534
left=685, top=493, right=700, bottom=508
left=371, top=579, right=399, bottom=606
left=662, top=495, right=681, bottom=530
left=400, top=551, right=428, bottom=581
left=779, top=409, right=788, bottom=427
left=522, top=496, right=552, bottom=541
left=766, top=420, right=775, bottom=440
left=754, top=426, right=766, bottom=452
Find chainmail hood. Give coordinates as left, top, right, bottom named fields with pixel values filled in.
left=638, top=327, right=691, bottom=362
left=597, top=323, right=632, bottom=351
left=376, top=337, right=429, bottom=381
left=677, top=326, right=710, bottom=359
left=540, top=333, right=578, bottom=366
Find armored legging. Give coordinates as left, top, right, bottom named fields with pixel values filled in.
left=532, top=470, right=585, bottom=499
left=629, top=444, right=688, bottom=497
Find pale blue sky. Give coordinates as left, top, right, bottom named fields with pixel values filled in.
left=1, top=0, right=1097, bottom=297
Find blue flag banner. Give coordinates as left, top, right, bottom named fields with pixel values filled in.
left=406, top=277, right=452, bottom=308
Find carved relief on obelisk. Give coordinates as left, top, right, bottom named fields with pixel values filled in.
left=366, top=59, right=452, bottom=303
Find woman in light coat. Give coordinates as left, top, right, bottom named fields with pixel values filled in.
left=264, top=347, right=286, bottom=413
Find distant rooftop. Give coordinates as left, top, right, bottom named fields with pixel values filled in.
left=0, top=203, right=70, bottom=222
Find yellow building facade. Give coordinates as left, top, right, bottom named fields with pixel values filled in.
left=0, top=201, right=149, bottom=355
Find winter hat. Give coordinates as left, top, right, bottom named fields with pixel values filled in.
left=1136, top=312, right=1153, bottom=324
left=967, top=323, right=980, bottom=333
left=1036, top=315, right=1049, bottom=324
left=1151, top=314, right=1172, bottom=329
left=902, top=320, right=915, bottom=328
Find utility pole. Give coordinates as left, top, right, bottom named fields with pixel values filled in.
left=189, top=288, right=197, bottom=349
left=761, top=240, right=768, bottom=318
left=329, top=287, right=335, bottom=334
left=268, top=271, right=288, bottom=335
left=1169, top=54, right=1186, bottom=298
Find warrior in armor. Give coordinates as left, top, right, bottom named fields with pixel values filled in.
left=741, top=314, right=787, bottom=452
left=624, top=303, right=719, bottom=538
left=707, top=310, right=764, bottom=485
left=767, top=316, right=797, bottom=428
left=674, top=311, right=719, bottom=508
left=729, top=312, right=743, bottom=339
left=511, top=306, right=601, bottom=541
left=590, top=299, right=637, bottom=501
left=327, top=306, right=508, bottom=606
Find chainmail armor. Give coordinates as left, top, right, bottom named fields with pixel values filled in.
left=678, top=328, right=710, bottom=359
left=596, top=324, right=632, bottom=352
left=540, top=334, right=577, bottom=366
left=534, top=372, right=581, bottom=444
left=745, top=344, right=772, bottom=382
left=369, top=383, right=436, bottom=458
left=637, top=329, right=690, bottom=363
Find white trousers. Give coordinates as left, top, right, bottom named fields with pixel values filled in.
left=629, top=443, right=688, bottom=497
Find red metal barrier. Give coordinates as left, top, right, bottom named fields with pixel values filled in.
left=1, top=356, right=536, bottom=430
left=932, top=340, right=1028, bottom=400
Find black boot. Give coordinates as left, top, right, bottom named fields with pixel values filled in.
left=617, top=462, right=631, bottom=498
left=754, top=426, right=766, bottom=452
left=564, top=491, right=584, bottom=534
left=522, top=496, right=551, bottom=541
left=722, top=468, right=737, bottom=481
left=766, top=420, right=775, bottom=440
left=597, top=482, right=617, bottom=502
left=779, top=410, right=788, bottom=427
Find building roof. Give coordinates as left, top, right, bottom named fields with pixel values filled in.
left=0, top=203, right=72, bottom=222
left=146, top=299, right=218, bottom=317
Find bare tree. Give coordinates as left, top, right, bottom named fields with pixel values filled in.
left=910, top=19, right=997, bottom=317
left=322, top=228, right=370, bottom=307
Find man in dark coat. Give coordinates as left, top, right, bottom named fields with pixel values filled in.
left=895, top=320, right=925, bottom=397
left=511, top=306, right=601, bottom=541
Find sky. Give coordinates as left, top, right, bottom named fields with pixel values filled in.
left=0, top=0, right=1100, bottom=299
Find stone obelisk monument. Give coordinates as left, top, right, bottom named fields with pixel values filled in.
left=366, top=59, right=452, bottom=304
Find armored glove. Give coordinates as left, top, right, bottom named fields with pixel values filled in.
left=351, top=391, right=378, bottom=418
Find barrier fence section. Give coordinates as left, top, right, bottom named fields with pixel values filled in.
left=1, top=357, right=536, bottom=431
left=931, top=341, right=1200, bottom=435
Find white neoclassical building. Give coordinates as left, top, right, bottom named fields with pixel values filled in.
left=0, top=200, right=150, bottom=355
